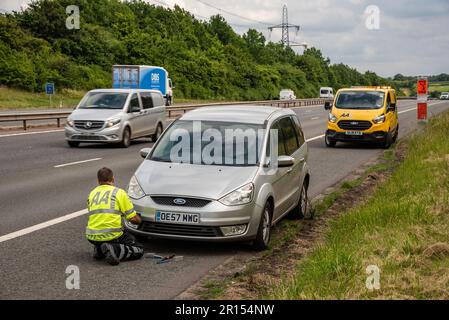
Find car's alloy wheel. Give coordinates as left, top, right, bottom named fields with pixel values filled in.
left=252, top=202, right=272, bottom=251
left=152, top=124, right=163, bottom=142
left=120, top=127, right=131, bottom=148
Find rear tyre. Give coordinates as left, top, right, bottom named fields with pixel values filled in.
left=120, top=127, right=131, bottom=148
left=252, top=201, right=272, bottom=251
left=289, top=180, right=310, bottom=220
left=325, top=133, right=336, bottom=147
left=67, top=141, right=80, bottom=148
left=151, top=123, right=163, bottom=142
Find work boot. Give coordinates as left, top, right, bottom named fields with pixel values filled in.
left=93, top=245, right=105, bottom=260
left=101, top=243, right=120, bottom=266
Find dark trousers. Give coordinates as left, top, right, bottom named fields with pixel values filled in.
left=89, top=231, right=144, bottom=261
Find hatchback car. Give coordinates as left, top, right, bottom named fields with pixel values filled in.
left=65, top=89, right=166, bottom=147
left=125, top=106, right=310, bottom=250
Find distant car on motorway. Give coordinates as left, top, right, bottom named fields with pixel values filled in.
left=65, top=89, right=166, bottom=148
left=324, top=86, right=399, bottom=148
left=279, top=89, right=296, bottom=100
left=125, top=106, right=310, bottom=250
left=319, top=87, right=334, bottom=99
left=440, top=92, right=449, bottom=100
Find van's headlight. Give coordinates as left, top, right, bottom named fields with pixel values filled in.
left=127, top=176, right=145, bottom=199
left=373, top=114, right=386, bottom=124
left=106, top=118, right=121, bottom=128
left=67, top=119, right=74, bottom=127
left=328, top=113, right=337, bottom=123
left=219, top=183, right=254, bottom=206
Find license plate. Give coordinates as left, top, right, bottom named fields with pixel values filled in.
left=345, top=131, right=363, bottom=136
left=155, top=211, right=200, bottom=224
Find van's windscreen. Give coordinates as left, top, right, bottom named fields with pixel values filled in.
left=321, top=90, right=329, bottom=94
left=78, top=92, right=129, bottom=109
left=335, top=91, right=385, bottom=110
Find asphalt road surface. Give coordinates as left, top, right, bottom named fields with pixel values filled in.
left=1, top=100, right=448, bottom=299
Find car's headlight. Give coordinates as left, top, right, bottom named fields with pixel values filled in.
left=219, top=183, right=254, bottom=206
left=328, top=113, right=337, bottom=123
left=373, top=114, right=386, bottom=124
left=67, top=119, right=74, bottom=127
left=127, top=175, right=145, bottom=199
left=106, top=118, right=121, bottom=128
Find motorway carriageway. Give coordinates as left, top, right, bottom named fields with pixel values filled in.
left=1, top=100, right=449, bottom=299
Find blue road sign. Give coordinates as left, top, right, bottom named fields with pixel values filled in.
left=46, top=83, right=55, bottom=95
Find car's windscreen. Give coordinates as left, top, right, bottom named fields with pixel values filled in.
left=335, top=91, right=385, bottom=110
left=321, top=90, right=329, bottom=94
left=78, top=92, right=128, bottom=109
left=150, top=120, right=264, bottom=166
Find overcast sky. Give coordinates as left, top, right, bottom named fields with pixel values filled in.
left=2, top=0, right=448, bottom=77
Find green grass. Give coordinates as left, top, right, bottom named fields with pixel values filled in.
left=0, top=87, right=236, bottom=111
left=269, top=111, right=449, bottom=299
left=0, top=87, right=85, bottom=110
left=429, top=81, right=449, bottom=94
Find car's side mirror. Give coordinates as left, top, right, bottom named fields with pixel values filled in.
left=324, top=101, right=332, bottom=110
left=140, top=148, right=152, bottom=159
left=278, top=155, right=295, bottom=167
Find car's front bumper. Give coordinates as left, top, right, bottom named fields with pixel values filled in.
left=326, top=129, right=387, bottom=143
left=64, top=125, right=123, bottom=143
left=126, top=196, right=263, bottom=242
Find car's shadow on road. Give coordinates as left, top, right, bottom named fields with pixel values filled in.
left=139, top=237, right=255, bottom=257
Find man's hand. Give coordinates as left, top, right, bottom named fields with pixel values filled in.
left=129, top=214, right=142, bottom=225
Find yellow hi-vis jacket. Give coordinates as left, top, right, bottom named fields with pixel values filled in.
left=86, top=184, right=137, bottom=242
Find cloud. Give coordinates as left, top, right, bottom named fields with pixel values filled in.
left=1, top=0, right=448, bottom=76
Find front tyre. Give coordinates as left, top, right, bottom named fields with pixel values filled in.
left=325, top=133, right=336, bottom=147
left=120, top=127, right=131, bottom=148
left=252, top=201, right=272, bottom=251
left=67, top=141, right=80, bottom=148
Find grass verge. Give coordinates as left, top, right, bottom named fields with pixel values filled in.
left=270, top=112, right=449, bottom=299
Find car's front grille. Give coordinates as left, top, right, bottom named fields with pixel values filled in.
left=72, top=135, right=106, bottom=141
left=140, top=222, right=222, bottom=237
left=74, top=120, right=105, bottom=130
left=338, top=120, right=372, bottom=131
left=151, top=196, right=211, bottom=208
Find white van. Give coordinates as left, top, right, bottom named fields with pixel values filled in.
left=320, top=87, right=334, bottom=99
left=280, top=89, right=296, bottom=100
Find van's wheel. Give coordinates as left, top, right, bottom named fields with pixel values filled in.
left=120, top=127, right=131, bottom=148
left=382, top=131, right=393, bottom=149
left=392, top=125, right=399, bottom=143
left=252, top=201, right=272, bottom=251
left=67, top=141, right=80, bottom=148
left=289, top=180, right=311, bottom=220
left=325, top=133, right=336, bottom=147
left=151, top=123, right=163, bottom=142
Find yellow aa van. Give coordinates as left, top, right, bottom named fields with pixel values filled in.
left=324, top=86, right=399, bottom=148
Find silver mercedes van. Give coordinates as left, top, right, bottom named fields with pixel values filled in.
left=65, top=89, right=166, bottom=147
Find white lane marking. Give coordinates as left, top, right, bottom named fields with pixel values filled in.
left=0, top=209, right=88, bottom=243
left=54, top=158, right=102, bottom=168
left=397, top=101, right=447, bottom=115
left=311, top=116, right=320, bottom=120
left=306, top=134, right=325, bottom=142
left=0, top=129, right=64, bottom=138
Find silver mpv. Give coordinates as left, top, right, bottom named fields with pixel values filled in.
left=126, top=106, right=310, bottom=250
left=65, top=89, right=166, bottom=148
